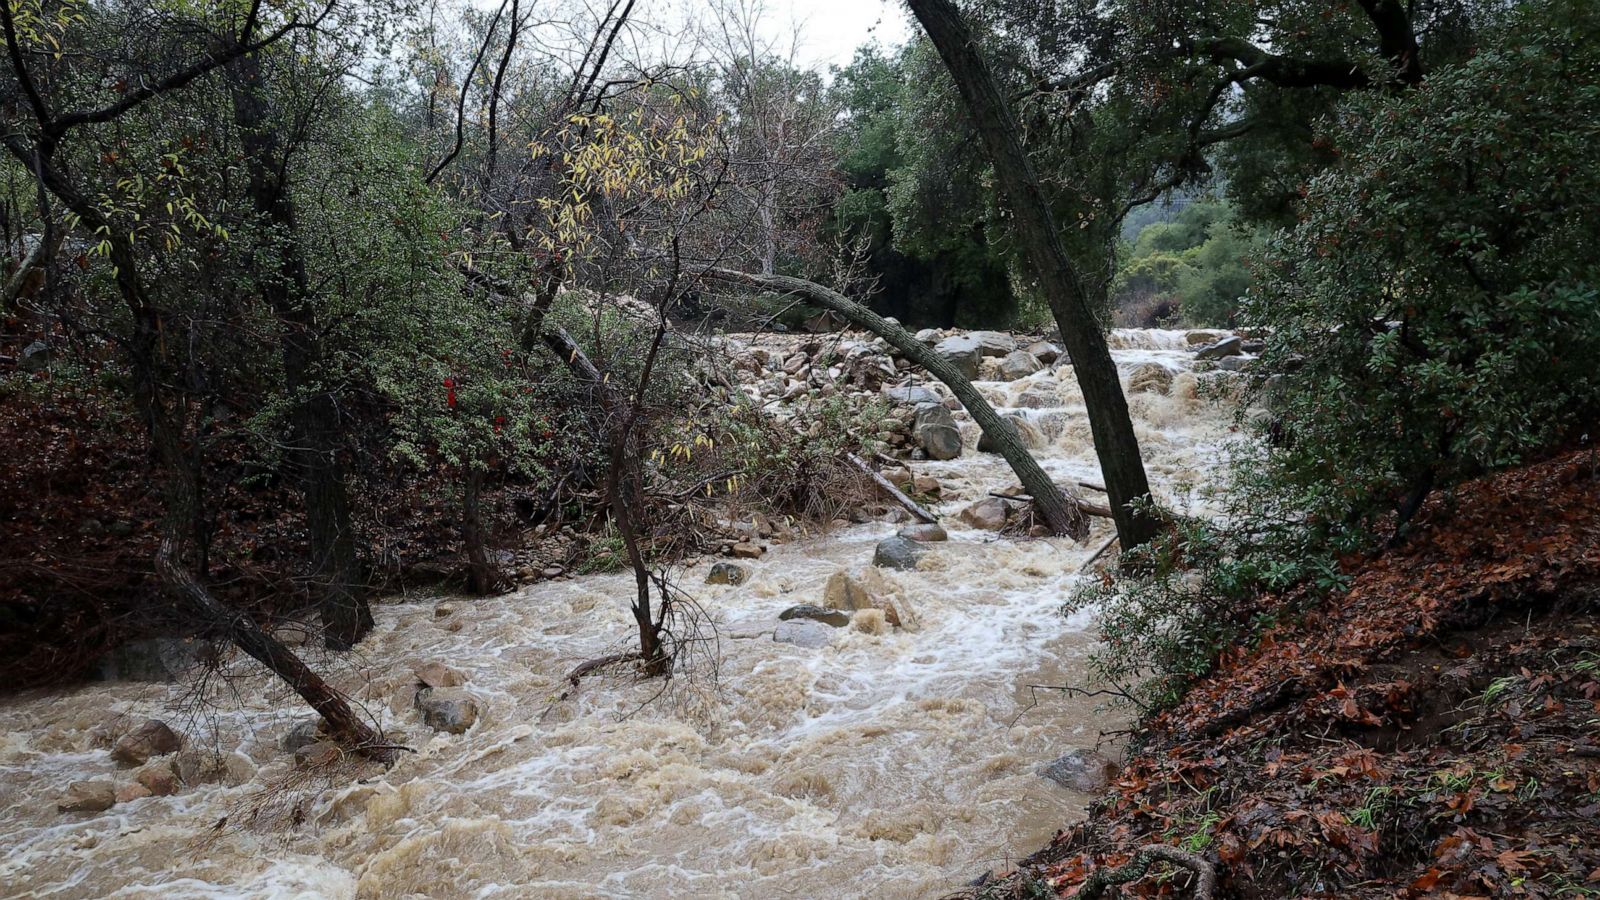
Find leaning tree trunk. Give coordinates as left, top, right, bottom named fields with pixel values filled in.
left=227, top=50, right=371, bottom=647
left=908, top=0, right=1160, bottom=552
left=698, top=267, right=1088, bottom=540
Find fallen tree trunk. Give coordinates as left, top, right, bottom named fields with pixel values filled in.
left=1075, top=844, right=1217, bottom=899
left=845, top=452, right=937, bottom=524
left=698, top=267, right=1088, bottom=541
left=155, top=538, right=390, bottom=761
left=991, top=490, right=1116, bottom=519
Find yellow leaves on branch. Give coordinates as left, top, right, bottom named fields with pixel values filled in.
left=527, top=104, right=718, bottom=260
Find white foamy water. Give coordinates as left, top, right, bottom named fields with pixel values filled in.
left=0, top=330, right=1234, bottom=900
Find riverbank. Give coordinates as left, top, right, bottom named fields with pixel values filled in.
left=990, top=448, right=1600, bottom=898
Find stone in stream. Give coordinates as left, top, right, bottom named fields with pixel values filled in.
left=960, top=497, right=1014, bottom=531
left=415, top=661, right=465, bottom=689
left=728, top=542, right=766, bottom=559
left=705, top=561, right=749, bottom=585
left=996, top=350, right=1044, bottom=381
left=898, top=523, right=948, bottom=542
left=1217, top=355, right=1253, bottom=372
left=1025, top=341, right=1062, bottom=364
left=913, top=403, right=963, bottom=461
left=1195, top=335, right=1243, bottom=360
left=110, top=719, right=182, bottom=767
left=1127, top=362, right=1175, bottom=395
left=976, top=414, right=1046, bottom=453
left=1038, top=749, right=1120, bottom=793
left=872, top=536, right=927, bottom=571
left=823, top=571, right=875, bottom=611
left=773, top=619, right=837, bottom=648
left=969, top=331, right=1017, bottom=357
left=115, top=783, right=153, bottom=804
left=295, top=740, right=343, bottom=769
left=932, top=335, right=982, bottom=379
left=778, top=605, right=851, bottom=628
left=136, top=765, right=180, bottom=797
left=279, top=718, right=327, bottom=753
left=912, top=474, right=941, bottom=497
left=1186, top=329, right=1227, bottom=346
left=58, top=780, right=116, bottom=813
left=416, top=688, right=480, bottom=734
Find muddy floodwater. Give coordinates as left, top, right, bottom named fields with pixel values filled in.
left=1, top=330, right=1234, bottom=899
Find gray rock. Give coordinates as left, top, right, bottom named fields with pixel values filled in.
left=1241, top=339, right=1266, bottom=354
left=93, top=638, right=200, bottom=682
left=778, top=605, right=851, bottom=627
left=996, top=350, right=1043, bottom=381
left=278, top=719, right=327, bottom=753
left=1195, top=335, right=1243, bottom=360
left=1217, top=355, right=1253, bottom=372
left=111, top=720, right=182, bottom=767
left=897, top=523, right=948, bottom=542
left=20, top=340, right=52, bottom=373
left=914, top=328, right=940, bottom=345
left=976, top=414, right=1046, bottom=452
left=872, top=536, right=927, bottom=571
left=959, top=497, right=1013, bottom=531
left=773, top=619, right=837, bottom=648
left=1038, top=749, right=1119, bottom=793
left=1025, top=341, right=1062, bottom=364
left=705, top=561, right=749, bottom=585
left=932, top=335, right=982, bottom=379
left=58, top=780, right=116, bottom=813
left=969, top=331, right=1017, bottom=357
left=913, top=403, right=963, bottom=460
left=416, top=688, right=480, bottom=734
left=883, top=384, right=941, bottom=406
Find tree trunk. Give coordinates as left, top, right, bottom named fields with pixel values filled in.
left=227, top=50, right=371, bottom=648
left=699, top=267, right=1089, bottom=540
left=907, top=0, right=1160, bottom=552
left=462, top=467, right=498, bottom=595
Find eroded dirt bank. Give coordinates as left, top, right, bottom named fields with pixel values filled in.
left=991, top=449, right=1600, bottom=899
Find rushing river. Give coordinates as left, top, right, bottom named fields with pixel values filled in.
left=1, top=329, right=1234, bottom=899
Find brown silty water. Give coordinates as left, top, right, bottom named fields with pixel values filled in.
left=0, top=329, right=1235, bottom=899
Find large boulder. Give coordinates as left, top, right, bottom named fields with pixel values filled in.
left=136, top=765, right=180, bottom=797
left=996, top=350, right=1044, bottom=381
left=416, top=688, right=480, bottom=734
left=778, top=605, right=851, bottom=628
left=1195, top=335, right=1243, bottom=360
left=111, top=720, right=182, bottom=767
left=932, top=335, right=982, bottom=379
left=969, top=331, right=1017, bottom=357
left=19, top=340, right=52, bottom=373
left=773, top=619, right=837, bottom=648
left=913, top=403, right=962, bottom=461
left=1127, top=362, right=1174, bottom=395
left=959, top=498, right=1013, bottom=531
left=58, top=781, right=116, bottom=813
left=872, top=536, right=927, bottom=571
left=705, top=562, right=749, bottom=585
left=1038, top=749, right=1119, bottom=793
left=976, top=414, right=1046, bottom=453
left=1025, top=341, right=1062, bottom=365
left=883, top=384, right=941, bottom=406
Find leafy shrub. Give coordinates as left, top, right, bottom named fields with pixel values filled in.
left=1074, top=0, right=1600, bottom=714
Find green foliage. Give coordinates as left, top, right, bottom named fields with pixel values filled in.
left=1073, top=0, right=1600, bottom=715
left=1112, top=200, right=1262, bottom=327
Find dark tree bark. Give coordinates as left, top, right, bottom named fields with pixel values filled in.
left=462, top=467, right=499, bottom=595
left=907, top=0, right=1160, bottom=552
left=698, top=267, right=1089, bottom=541
left=226, top=49, right=372, bottom=648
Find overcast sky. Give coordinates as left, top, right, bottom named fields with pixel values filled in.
left=760, top=0, right=913, bottom=69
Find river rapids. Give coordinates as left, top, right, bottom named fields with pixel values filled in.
left=1, top=329, right=1236, bottom=899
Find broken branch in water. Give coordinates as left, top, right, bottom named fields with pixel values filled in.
left=846, top=452, right=938, bottom=524
left=989, top=491, right=1116, bottom=519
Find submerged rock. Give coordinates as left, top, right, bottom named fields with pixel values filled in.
left=1039, top=749, right=1119, bottom=793
left=115, top=783, right=153, bottom=804
left=897, top=523, right=948, bottom=542
left=1127, top=362, right=1175, bottom=395
left=778, top=605, right=851, bottom=628
left=417, top=688, right=480, bottom=734
left=823, top=571, right=876, bottom=611
left=58, top=780, right=116, bottom=813
left=111, top=720, right=182, bottom=767
left=705, top=562, right=749, bottom=585
left=976, top=414, right=1046, bottom=453
left=279, top=718, right=327, bottom=753
left=872, top=536, right=928, bottom=571
left=773, top=619, right=837, bottom=648
left=960, top=497, right=1014, bottom=531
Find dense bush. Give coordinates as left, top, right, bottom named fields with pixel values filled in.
left=1111, top=200, right=1262, bottom=328
left=1073, top=0, right=1600, bottom=714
